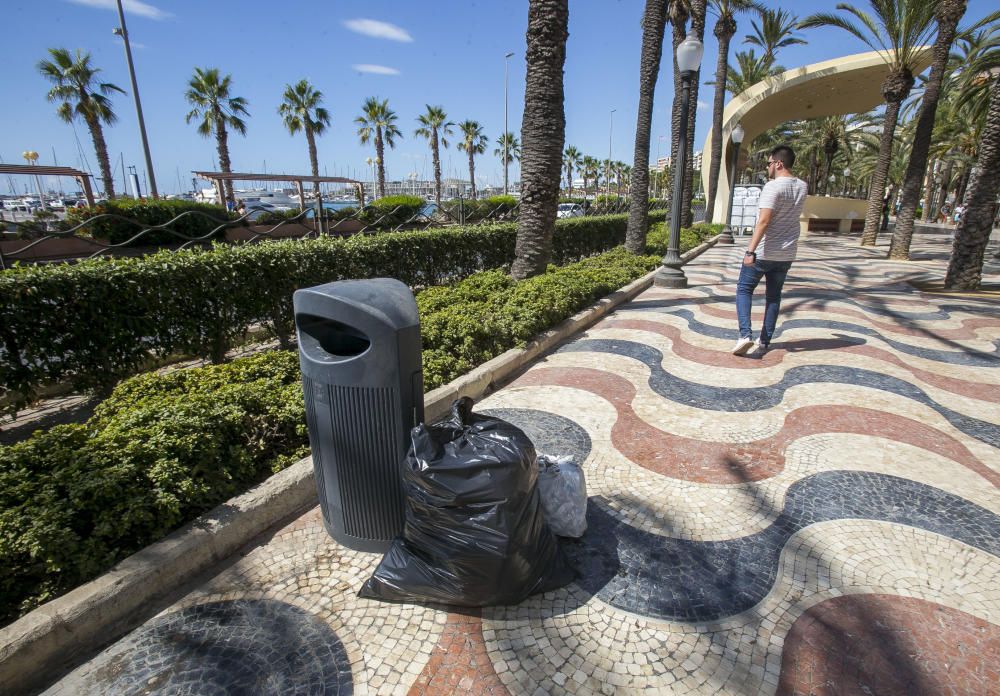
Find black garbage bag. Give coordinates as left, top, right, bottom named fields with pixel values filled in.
left=358, top=397, right=574, bottom=606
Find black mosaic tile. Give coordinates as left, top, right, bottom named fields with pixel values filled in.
left=558, top=338, right=1000, bottom=449
left=567, top=471, right=1000, bottom=623
left=102, top=600, right=352, bottom=695
left=480, top=408, right=593, bottom=465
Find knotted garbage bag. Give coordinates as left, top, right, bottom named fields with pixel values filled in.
left=358, top=397, right=574, bottom=606
left=537, top=454, right=588, bottom=538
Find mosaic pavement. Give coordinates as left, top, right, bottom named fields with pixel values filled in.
left=46, top=229, right=1000, bottom=695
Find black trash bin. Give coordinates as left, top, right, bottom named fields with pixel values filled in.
left=294, top=278, right=424, bottom=552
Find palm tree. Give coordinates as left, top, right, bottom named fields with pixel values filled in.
left=184, top=67, right=249, bottom=207
left=800, top=1, right=936, bottom=246
left=495, top=132, right=521, bottom=194
left=704, top=0, right=764, bottom=224
left=743, top=8, right=805, bottom=66
left=725, top=50, right=782, bottom=95
left=890, top=1, right=971, bottom=260
left=414, top=105, right=454, bottom=209
left=355, top=97, right=402, bottom=199
left=669, top=0, right=692, bottom=212
left=563, top=145, right=582, bottom=197
left=511, top=0, right=569, bottom=280
left=945, top=74, right=1000, bottom=290
left=682, top=0, right=707, bottom=228
left=626, top=0, right=669, bottom=254
left=456, top=120, right=488, bottom=199
left=582, top=156, right=600, bottom=199
left=278, top=79, right=331, bottom=203
left=38, top=48, right=124, bottom=199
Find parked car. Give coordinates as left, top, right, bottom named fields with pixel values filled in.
left=556, top=203, right=585, bottom=219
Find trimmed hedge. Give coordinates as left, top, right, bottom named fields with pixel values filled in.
left=0, top=214, right=648, bottom=412
left=0, top=224, right=718, bottom=624
left=362, top=194, right=426, bottom=227
left=65, top=199, right=233, bottom=245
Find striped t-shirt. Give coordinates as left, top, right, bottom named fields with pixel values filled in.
left=757, top=176, right=808, bottom=261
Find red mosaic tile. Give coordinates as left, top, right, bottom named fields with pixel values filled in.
left=407, top=611, right=508, bottom=696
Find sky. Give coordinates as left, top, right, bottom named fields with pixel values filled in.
left=1, top=0, right=997, bottom=196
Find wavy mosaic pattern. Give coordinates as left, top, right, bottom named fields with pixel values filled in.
left=46, top=231, right=1000, bottom=696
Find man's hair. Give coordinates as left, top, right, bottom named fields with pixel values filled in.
left=770, top=145, right=795, bottom=169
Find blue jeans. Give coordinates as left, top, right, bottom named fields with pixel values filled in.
left=736, top=259, right=792, bottom=345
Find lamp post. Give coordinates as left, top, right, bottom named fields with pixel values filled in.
left=503, top=51, right=514, bottom=195
left=718, top=122, right=744, bottom=245
left=113, top=0, right=157, bottom=199
left=606, top=109, right=616, bottom=200
left=842, top=167, right=851, bottom=197
left=654, top=33, right=703, bottom=288
left=22, top=150, right=47, bottom=210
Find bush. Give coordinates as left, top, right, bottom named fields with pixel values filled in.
left=645, top=221, right=722, bottom=256
left=0, top=351, right=307, bottom=624
left=66, top=199, right=233, bottom=246
left=252, top=208, right=302, bottom=225
left=0, top=214, right=649, bottom=411
left=362, top=195, right=426, bottom=228
left=441, top=195, right=519, bottom=223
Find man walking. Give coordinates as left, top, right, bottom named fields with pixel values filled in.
left=732, top=145, right=808, bottom=357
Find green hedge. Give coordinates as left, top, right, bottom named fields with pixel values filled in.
left=66, top=199, right=233, bottom=245
left=441, top=195, right=519, bottom=222
left=0, top=214, right=646, bottom=412
left=0, top=223, right=718, bottom=624
left=362, top=194, right=426, bottom=228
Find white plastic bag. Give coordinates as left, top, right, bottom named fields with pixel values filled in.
left=536, top=454, right=588, bottom=538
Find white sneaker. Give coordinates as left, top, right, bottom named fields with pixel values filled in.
left=748, top=340, right=768, bottom=357
left=732, top=336, right=754, bottom=355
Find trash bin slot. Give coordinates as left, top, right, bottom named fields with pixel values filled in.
left=298, top=314, right=372, bottom=358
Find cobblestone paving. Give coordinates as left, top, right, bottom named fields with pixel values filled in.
left=47, top=230, right=1000, bottom=695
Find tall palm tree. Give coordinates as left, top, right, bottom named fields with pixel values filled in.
left=184, top=67, right=249, bottom=207
left=37, top=48, right=124, bottom=199
left=682, top=0, right=707, bottom=228
left=495, top=132, right=521, bottom=194
left=945, top=74, right=1000, bottom=290
left=669, top=0, right=692, bottom=213
left=414, top=105, right=454, bottom=209
left=626, top=0, right=669, bottom=254
left=890, top=1, right=974, bottom=260
left=563, top=145, right=582, bottom=197
left=743, top=8, right=805, bottom=66
left=355, top=97, right=402, bottom=199
left=704, top=0, right=764, bottom=224
left=511, top=0, right=569, bottom=280
left=278, top=79, right=331, bottom=203
left=456, top=120, right=488, bottom=199
left=800, top=1, right=936, bottom=246
left=582, top=156, right=601, bottom=199
left=726, top=49, right=782, bottom=95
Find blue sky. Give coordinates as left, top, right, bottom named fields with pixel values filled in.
left=1, top=0, right=997, bottom=195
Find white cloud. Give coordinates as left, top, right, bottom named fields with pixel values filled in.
left=697, top=100, right=709, bottom=110
left=68, top=0, right=170, bottom=20
left=343, top=18, right=413, bottom=42
left=352, top=64, right=401, bottom=76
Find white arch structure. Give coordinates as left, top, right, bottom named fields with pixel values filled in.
left=703, top=48, right=934, bottom=224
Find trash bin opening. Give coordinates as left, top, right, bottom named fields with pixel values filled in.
left=297, top=314, right=372, bottom=357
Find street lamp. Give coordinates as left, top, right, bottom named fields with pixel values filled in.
left=718, top=122, right=744, bottom=245
left=113, top=0, right=157, bottom=199
left=22, top=150, right=47, bottom=210
left=503, top=51, right=515, bottom=195
left=654, top=33, right=703, bottom=288
left=606, top=109, right=616, bottom=200
left=842, top=167, right=851, bottom=197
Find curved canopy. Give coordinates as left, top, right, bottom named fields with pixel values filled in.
left=703, top=48, right=934, bottom=222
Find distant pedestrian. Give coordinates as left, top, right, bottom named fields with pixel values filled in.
left=954, top=203, right=966, bottom=227
left=733, top=145, right=808, bottom=358
left=938, top=202, right=951, bottom=224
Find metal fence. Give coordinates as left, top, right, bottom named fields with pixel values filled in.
left=0, top=197, right=673, bottom=269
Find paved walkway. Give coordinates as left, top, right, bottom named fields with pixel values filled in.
left=46, top=228, right=1000, bottom=695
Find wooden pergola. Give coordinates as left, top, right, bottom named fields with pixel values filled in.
left=0, top=164, right=97, bottom=205
left=191, top=171, right=363, bottom=210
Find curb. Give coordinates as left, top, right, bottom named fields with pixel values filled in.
left=0, top=235, right=720, bottom=694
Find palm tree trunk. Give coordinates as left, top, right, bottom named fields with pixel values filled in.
left=432, top=130, right=442, bottom=209
left=566, top=165, right=573, bottom=197
left=704, top=24, right=734, bottom=225
left=920, top=161, right=936, bottom=222
left=512, top=0, right=568, bottom=280
left=214, top=115, right=235, bottom=206
left=890, top=2, right=965, bottom=259
left=375, top=127, right=386, bottom=199
left=935, top=159, right=954, bottom=218
left=85, top=112, right=116, bottom=199
left=669, top=7, right=687, bottom=218
left=681, top=0, right=706, bottom=229
left=945, top=77, right=1000, bottom=289
left=306, top=127, right=320, bottom=202
left=861, top=98, right=903, bottom=246
left=468, top=149, right=477, bottom=200
left=626, top=0, right=668, bottom=254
